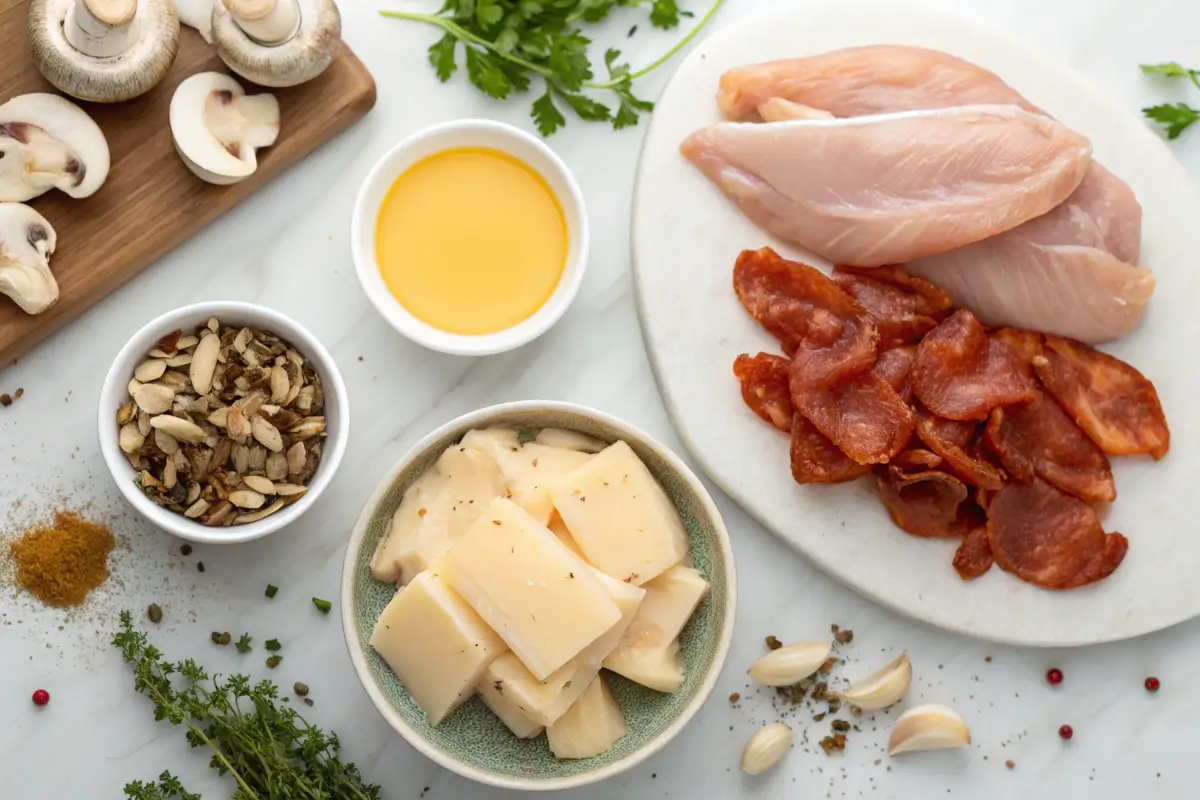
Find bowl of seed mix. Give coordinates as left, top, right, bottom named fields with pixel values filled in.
left=98, top=302, right=349, bottom=544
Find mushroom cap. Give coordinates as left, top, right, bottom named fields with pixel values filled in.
left=212, top=0, right=340, bottom=88
left=169, top=72, right=280, bottom=185
left=174, top=0, right=216, bottom=41
left=28, top=0, right=181, bottom=103
left=0, top=93, right=111, bottom=200
left=87, top=0, right=137, bottom=26
left=0, top=202, right=59, bottom=315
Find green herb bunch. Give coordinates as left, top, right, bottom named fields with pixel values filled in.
left=114, top=611, right=380, bottom=800
left=1141, top=62, right=1200, bottom=139
left=383, top=0, right=724, bottom=136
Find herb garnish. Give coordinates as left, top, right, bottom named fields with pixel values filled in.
left=265, top=584, right=279, bottom=598
left=114, top=612, right=380, bottom=799
left=381, top=0, right=725, bottom=136
left=312, top=597, right=332, bottom=614
left=235, top=633, right=253, bottom=653
left=1141, top=62, right=1200, bottom=139
left=265, top=638, right=282, bottom=652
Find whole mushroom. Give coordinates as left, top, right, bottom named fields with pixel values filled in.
left=170, top=72, right=280, bottom=185
left=28, top=0, right=180, bottom=103
left=211, top=0, right=341, bottom=88
left=0, top=203, right=59, bottom=315
left=0, top=93, right=111, bottom=203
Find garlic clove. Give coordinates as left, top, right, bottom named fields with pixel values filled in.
left=740, top=722, right=792, bottom=775
left=837, top=652, right=912, bottom=711
left=887, top=704, right=971, bottom=756
left=747, top=640, right=831, bottom=687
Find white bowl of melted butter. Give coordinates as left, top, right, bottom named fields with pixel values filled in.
left=351, top=120, right=588, bottom=356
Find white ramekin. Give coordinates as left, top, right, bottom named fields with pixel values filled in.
left=351, top=119, right=589, bottom=356
left=97, top=301, right=349, bottom=544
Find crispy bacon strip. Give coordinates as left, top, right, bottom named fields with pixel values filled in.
left=733, top=353, right=793, bottom=433
left=985, top=390, right=1115, bottom=503
left=790, top=416, right=871, bottom=484
left=916, top=411, right=1006, bottom=491
left=1034, top=336, right=1170, bottom=459
left=986, top=479, right=1128, bottom=590
left=833, top=266, right=952, bottom=347
left=953, top=524, right=994, bottom=580
left=875, top=465, right=980, bottom=539
left=912, top=310, right=1037, bottom=420
left=793, top=368, right=915, bottom=465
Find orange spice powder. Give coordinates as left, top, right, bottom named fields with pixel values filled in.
left=9, top=511, right=115, bottom=607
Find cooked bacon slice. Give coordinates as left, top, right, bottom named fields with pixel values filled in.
left=833, top=265, right=952, bottom=347
left=892, top=447, right=943, bottom=471
left=875, top=465, right=980, bottom=538
left=985, top=390, right=1115, bottom=503
left=953, top=524, right=994, bottom=580
left=912, top=310, right=1037, bottom=420
left=991, top=327, right=1044, bottom=374
left=733, top=353, right=793, bottom=433
left=870, top=344, right=917, bottom=402
left=790, top=416, right=871, bottom=484
left=1034, top=335, right=1170, bottom=459
left=793, top=368, right=915, bottom=465
left=986, top=479, right=1128, bottom=589
left=916, top=411, right=1006, bottom=491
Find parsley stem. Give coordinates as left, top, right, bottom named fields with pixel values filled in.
left=590, top=0, right=726, bottom=88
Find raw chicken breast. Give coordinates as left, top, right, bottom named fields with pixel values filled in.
left=718, top=44, right=1149, bottom=341
left=717, top=45, right=1039, bottom=121
left=681, top=105, right=1092, bottom=267
left=909, top=164, right=1154, bottom=343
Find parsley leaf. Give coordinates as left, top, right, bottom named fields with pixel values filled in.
left=264, top=638, right=282, bottom=652
left=1141, top=61, right=1200, bottom=89
left=532, top=90, right=567, bottom=136
left=313, top=597, right=333, bottom=614
left=383, top=1, right=725, bottom=135
left=235, top=633, right=253, bottom=653
left=1143, top=102, right=1200, bottom=139
left=428, top=32, right=459, bottom=82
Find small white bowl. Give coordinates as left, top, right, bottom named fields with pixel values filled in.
left=351, top=120, right=589, bottom=357
left=98, top=302, right=349, bottom=545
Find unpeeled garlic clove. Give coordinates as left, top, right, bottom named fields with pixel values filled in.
left=887, top=704, right=971, bottom=755
left=837, top=652, right=912, bottom=711
left=747, top=640, right=831, bottom=687
left=740, top=722, right=792, bottom=775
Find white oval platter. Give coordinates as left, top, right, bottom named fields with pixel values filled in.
left=631, top=0, right=1200, bottom=646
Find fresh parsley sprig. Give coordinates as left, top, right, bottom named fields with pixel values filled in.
left=114, top=612, right=380, bottom=800
left=382, top=0, right=724, bottom=136
left=1141, top=62, right=1200, bottom=139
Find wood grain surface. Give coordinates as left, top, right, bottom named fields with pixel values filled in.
left=0, top=1, right=376, bottom=364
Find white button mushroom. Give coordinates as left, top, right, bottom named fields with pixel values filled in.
left=28, top=0, right=181, bottom=103
left=172, top=0, right=217, bottom=42
left=212, top=0, right=341, bottom=87
left=169, top=72, right=280, bottom=185
left=0, top=94, right=111, bottom=203
left=0, top=203, right=59, bottom=315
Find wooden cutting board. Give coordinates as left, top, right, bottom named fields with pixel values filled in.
left=0, top=2, right=376, bottom=364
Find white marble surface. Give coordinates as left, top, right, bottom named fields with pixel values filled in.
left=1, top=0, right=1197, bottom=797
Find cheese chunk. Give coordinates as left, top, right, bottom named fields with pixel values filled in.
left=548, top=511, right=585, bottom=559
left=441, top=497, right=622, bottom=679
left=369, top=570, right=507, bottom=725
left=481, top=568, right=644, bottom=726
left=603, top=566, right=709, bottom=693
left=369, top=446, right=504, bottom=585
left=462, top=428, right=593, bottom=524
left=549, top=440, right=689, bottom=584
left=534, top=427, right=607, bottom=453
left=547, top=674, right=628, bottom=760
left=477, top=678, right=544, bottom=739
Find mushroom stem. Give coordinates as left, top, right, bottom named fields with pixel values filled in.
left=224, top=0, right=299, bottom=45
left=65, top=0, right=140, bottom=57
left=0, top=203, right=59, bottom=315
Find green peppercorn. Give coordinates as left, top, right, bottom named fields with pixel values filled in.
left=147, top=604, right=163, bottom=624
left=294, top=682, right=309, bottom=697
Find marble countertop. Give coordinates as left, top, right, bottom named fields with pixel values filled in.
left=2, top=0, right=1197, bottom=797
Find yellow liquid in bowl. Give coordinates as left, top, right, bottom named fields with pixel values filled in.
left=375, top=147, right=568, bottom=336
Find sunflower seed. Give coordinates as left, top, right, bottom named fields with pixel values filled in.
left=266, top=452, right=288, bottom=481
left=185, top=498, right=211, bottom=518
left=273, top=483, right=307, bottom=497
left=191, top=333, right=220, bottom=395
left=243, top=475, right=275, bottom=494
left=135, top=359, right=168, bottom=382
left=154, top=428, right=180, bottom=455
left=134, top=383, right=174, bottom=414
left=229, top=489, right=266, bottom=509
left=150, top=415, right=206, bottom=444
left=235, top=499, right=285, bottom=524
left=119, top=422, right=145, bottom=454
left=252, top=416, right=284, bottom=452
left=116, top=401, right=136, bottom=426
left=286, top=442, right=306, bottom=475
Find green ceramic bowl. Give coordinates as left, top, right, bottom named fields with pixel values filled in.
left=340, top=401, right=737, bottom=791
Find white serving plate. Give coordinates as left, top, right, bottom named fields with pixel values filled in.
left=632, top=0, right=1200, bottom=646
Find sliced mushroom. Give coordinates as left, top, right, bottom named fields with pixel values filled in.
left=169, top=72, right=280, bottom=185
left=212, top=0, right=341, bottom=87
left=172, top=0, right=216, bottom=41
left=28, top=0, right=181, bottom=103
left=0, top=203, right=58, bottom=315
left=0, top=93, right=110, bottom=202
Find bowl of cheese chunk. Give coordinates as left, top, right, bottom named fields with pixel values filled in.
left=341, top=401, right=737, bottom=791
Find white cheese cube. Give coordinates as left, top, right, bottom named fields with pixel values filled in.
left=369, top=446, right=504, bottom=585
left=441, top=497, right=622, bottom=680
left=549, top=440, right=689, bottom=585
left=369, top=570, right=507, bottom=725
left=477, top=678, right=544, bottom=739
left=480, top=568, right=644, bottom=726
left=548, top=511, right=585, bottom=559
left=602, top=566, right=709, bottom=693
left=547, top=674, right=628, bottom=760
left=462, top=428, right=593, bottom=524
left=534, top=428, right=607, bottom=453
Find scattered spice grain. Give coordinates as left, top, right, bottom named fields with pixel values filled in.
left=9, top=511, right=115, bottom=607
left=294, top=682, right=310, bottom=697
left=729, top=692, right=740, bottom=703
left=765, top=635, right=783, bottom=651
left=147, top=603, right=163, bottom=623
left=180, top=544, right=192, bottom=556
